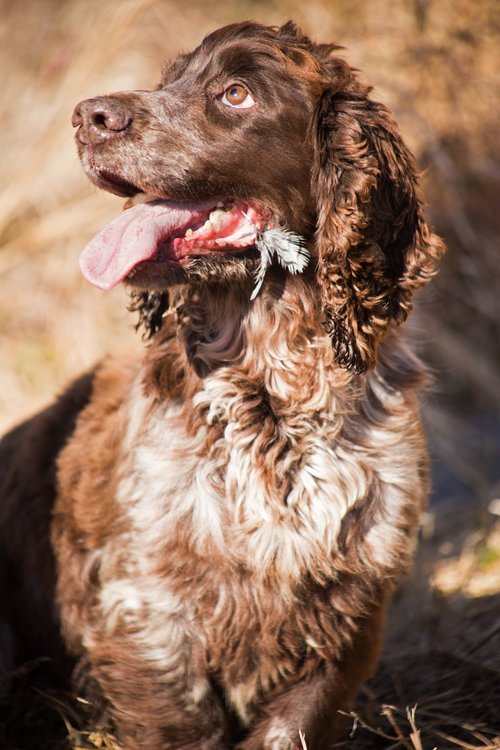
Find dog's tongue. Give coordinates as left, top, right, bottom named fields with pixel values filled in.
left=79, top=201, right=202, bottom=290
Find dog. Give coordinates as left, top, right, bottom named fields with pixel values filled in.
left=0, top=21, right=444, bottom=749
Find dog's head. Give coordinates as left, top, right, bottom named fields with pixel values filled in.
left=73, top=21, right=444, bottom=372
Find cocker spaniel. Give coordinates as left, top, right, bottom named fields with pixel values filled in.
left=0, top=21, right=444, bottom=750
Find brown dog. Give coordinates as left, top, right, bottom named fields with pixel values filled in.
left=0, top=21, right=444, bottom=749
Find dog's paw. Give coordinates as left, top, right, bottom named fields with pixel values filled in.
left=263, top=718, right=299, bottom=750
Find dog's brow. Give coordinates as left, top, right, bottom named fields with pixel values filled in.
left=161, top=52, right=192, bottom=86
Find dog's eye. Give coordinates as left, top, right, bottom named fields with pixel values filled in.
left=222, top=84, right=255, bottom=109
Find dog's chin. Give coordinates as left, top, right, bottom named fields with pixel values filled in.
left=124, top=252, right=260, bottom=292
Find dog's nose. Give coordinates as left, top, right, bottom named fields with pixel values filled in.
left=72, top=97, right=133, bottom=144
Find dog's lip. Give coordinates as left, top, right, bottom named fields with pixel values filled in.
left=93, top=168, right=140, bottom=198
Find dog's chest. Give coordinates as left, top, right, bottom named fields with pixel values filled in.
left=107, top=382, right=353, bottom=718
left=116, top=374, right=370, bottom=583
left=84, top=366, right=423, bottom=723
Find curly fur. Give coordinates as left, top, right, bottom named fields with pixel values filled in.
left=0, top=20, right=444, bottom=750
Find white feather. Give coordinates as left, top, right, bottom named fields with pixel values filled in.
left=250, top=228, right=309, bottom=300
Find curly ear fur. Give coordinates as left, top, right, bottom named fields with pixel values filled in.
left=128, top=291, right=170, bottom=339
left=312, top=68, right=445, bottom=372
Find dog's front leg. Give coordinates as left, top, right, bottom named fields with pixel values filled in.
left=82, top=633, right=230, bottom=750
left=236, top=606, right=385, bottom=750
left=55, top=546, right=231, bottom=748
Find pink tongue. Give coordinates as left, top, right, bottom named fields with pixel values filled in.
left=79, top=201, right=206, bottom=290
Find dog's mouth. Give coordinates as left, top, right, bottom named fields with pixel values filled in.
left=79, top=181, right=270, bottom=290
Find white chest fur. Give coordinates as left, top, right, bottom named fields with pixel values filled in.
left=87, top=363, right=425, bottom=726
left=113, top=368, right=423, bottom=584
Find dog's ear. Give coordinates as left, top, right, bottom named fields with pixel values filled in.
left=311, top=73, right=445, bottom=372
left=128, top=291, right=169, bottom=340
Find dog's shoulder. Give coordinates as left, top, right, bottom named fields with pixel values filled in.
left=0, top=370, right=97, bottom=669
left=0, top=370, right=96, bottom=529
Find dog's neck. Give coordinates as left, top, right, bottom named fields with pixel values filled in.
left=176, top=285, right=247, bottom=377
left=140, top=277, right=356, bottom=407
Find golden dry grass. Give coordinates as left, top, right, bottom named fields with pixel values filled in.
left=0, top=1, right=499, bottom=748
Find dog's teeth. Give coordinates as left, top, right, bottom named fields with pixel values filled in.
left=208, top=210, right=226, bottom=227
left=216, top=201, right=224, bottom=208
left=185, top=228, right=194, bottom=237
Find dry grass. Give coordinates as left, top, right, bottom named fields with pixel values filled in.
left=0, top=0, right=499, bottom=748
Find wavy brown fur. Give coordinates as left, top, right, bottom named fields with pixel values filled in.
left=309, top=43, right=444, bottom=371
left=0, top=21, right=444, bottom=750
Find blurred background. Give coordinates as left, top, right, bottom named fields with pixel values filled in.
left=0, top=0, right=499, bottom=747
